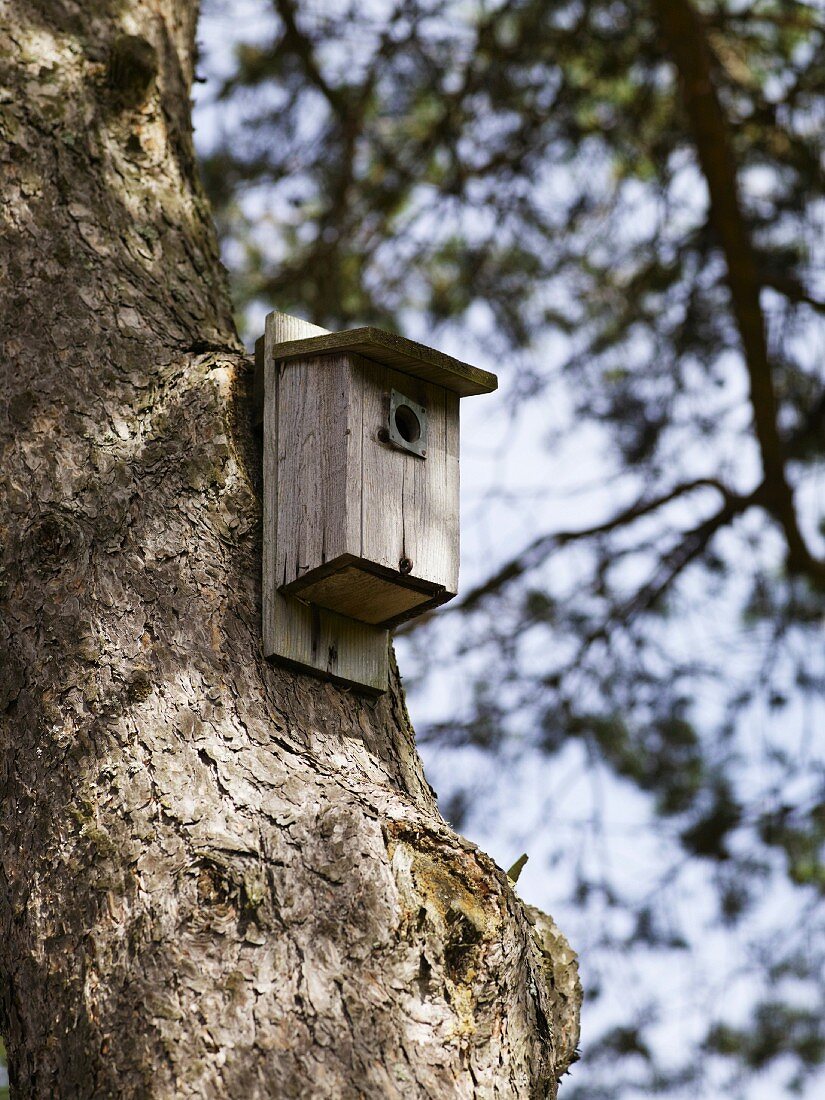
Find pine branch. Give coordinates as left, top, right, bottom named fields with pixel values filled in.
left=762, top=273, right=825, bottom=316
left=652, top=0, right=825, bottom=582
left=396, top=478, right=744, bottom=633
left=457, top=478, right=739, bottom=614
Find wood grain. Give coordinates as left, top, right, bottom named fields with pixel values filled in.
left=269, top=340, right=459, bottom=630
left=359, top=357, right=460, bottom=597
left=269, top=325, right=498, bottom=397
left=290, top=564, right=436, bottom=625
left=263, top=314, right=389, bottom=691
left=273, top=354, right=363, bottom=588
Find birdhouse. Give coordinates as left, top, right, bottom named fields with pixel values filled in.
left=257, top=311, right=497, bottom=693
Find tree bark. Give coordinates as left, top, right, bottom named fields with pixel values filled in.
left=0, top=2, right=579, bottom=1097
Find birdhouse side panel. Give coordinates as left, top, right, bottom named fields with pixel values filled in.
left=274, top=354, right=362, bottom=591
left=440, top=386, right=460, bottom=590
left=359, top=359, right=460, bottom=596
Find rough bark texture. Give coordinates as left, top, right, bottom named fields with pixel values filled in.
left=0, top=2, right=580, bottom=1096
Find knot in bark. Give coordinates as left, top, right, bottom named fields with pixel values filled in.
left=107, top=35, right=158, bottom=109
left=26, top=512, right=84, bottom=572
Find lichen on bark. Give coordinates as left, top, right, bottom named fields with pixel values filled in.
left=0, top=1, right=580, bottom=1096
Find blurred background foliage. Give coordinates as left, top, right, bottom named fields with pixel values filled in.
left=197, top=0, right=824, bottom=1096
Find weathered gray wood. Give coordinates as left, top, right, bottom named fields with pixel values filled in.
left=263, top=316, right=389, bottom=691
left=445, top=387, right=461, bottom=579
left=273, top=354, right=361, bottom=589
left=265, top=312, right=467, bottom=665
left=271, top=347, right=460, bottom=628
left=265, top=588, right=389, bottom=691
left=289, top=562, right=437, bottom=625
left=269, top=325, right=498, bottom=397
left=256, top=314, right=329, bottom=425
left=359, top=357, right=460, bottom=597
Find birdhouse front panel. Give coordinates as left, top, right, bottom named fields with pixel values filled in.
left=273, top=351, right=460, bottom=627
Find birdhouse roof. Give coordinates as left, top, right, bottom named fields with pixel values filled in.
left=269, top=326, right=498, bottom=397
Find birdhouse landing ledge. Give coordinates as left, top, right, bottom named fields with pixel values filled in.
left=258, top=311, right=497, bottom=693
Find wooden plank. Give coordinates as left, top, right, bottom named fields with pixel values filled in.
left=407, top=376, right=458, bottom=591
left=274, top=353, right=361, bottom=588
left=444, top=389, right=460, bottom=593
left=262, top=321, right=282, bottom=669
left=263, top=313, right=389, bottom=693
left=268, top=326, right=498, bottom=397
left=291, top=564, right=436, bottom=625
left=359, top=358, right=460, bottom=598
left=321, top=353, right=362, bottom=568
left=359, top=358, right=410, bottom=578
left=274, top=357, right=321, bottom=589
left=266, top=590, right=389, bottom=693
left=266, top=310, right=329, bottom=345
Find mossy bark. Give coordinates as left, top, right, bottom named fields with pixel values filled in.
left=0, top=2, right=580, bottom=1096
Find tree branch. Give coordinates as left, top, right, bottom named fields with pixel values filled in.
left=537, top=492, right=751, bottom=687
left=761, top=272, right=825, bottom=316
left=273, top=0, right=346, bottom=114
left=784, top=388, right=825, bottom=461
left=457, top=478, right=738, bottom=614
left=652, top=0, right=825, bottom=582
left=616, top=497, right=742, bottom=622
left=394, top=478, right=744, bottom=637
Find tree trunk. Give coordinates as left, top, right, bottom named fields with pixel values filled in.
left=0, top=2, right=580, bottom=1096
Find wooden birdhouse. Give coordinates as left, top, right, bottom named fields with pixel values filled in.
left=257, top=311, right=497, bottom=693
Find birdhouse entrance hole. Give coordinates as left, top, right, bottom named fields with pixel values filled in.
left=395, top=404, right=420, bottom=442
left=388, top=389, right=427, bottom=458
